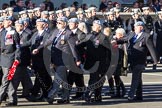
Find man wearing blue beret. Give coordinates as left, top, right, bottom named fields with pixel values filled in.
left=14, top=19, right=33, bottom=101
left=22, top=18, right=33, bottom=35
left=116, top=21, right=159, bottom=101
left=25, top=18, right=52, bottom=101
left=0, top=16, right=21, bottom=106
left=68, top=17, right=86, bottom=100
left=77, top=19, right=111, bottom=102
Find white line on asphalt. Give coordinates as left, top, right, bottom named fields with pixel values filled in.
left=143, top=73, right=162, bottom=77
left=111, top=82, right=162, bottom=85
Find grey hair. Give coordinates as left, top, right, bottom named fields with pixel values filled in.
left=78, top=22, right=88, bottom=34
left=115, top=28, right=126, bottom=36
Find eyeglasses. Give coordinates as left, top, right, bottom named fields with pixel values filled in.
left=57, top=22, right=62, bottom=25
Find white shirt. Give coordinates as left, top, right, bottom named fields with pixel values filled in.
left=5, top=27, right=15, bottom=36
left=71, top=28, right=77, bottom=34
left=5, top=27, right=12, bottom=32
left=136, top=32, right=143, bottom=40
left=38, top=30, right=44, bottom=36
left=18, top=31, right=23, bottom=35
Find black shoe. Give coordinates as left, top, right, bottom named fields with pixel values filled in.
left=153, top=64, right=157, bottom=70
left=159, top=59, right=162, bottom=64
left=136, top=97, right=143, bottom=100
left=25, top=95, right=37, bottom=102
left=72, top=95, right=83, bottom=100
left=128, top=97, right=135, bottom=102
left=5, top=102, right=17, bottom=106
left=44, top=97, right=54, bottom=104
left=2, top=94, right=7, bottom=101
left=121, top=89, right=126, bottom=97
left=94, top=99, right=102, bottom=102
left=111, top=94, right=121, bottom=98
left=19, top=95, right=27, bottom=98
left=128, top=97, right=143, bottom=102
left=84, top=97, right=91, bottom=103
left=84, top=91, right=93, bottom=102
left=19, top=94, right=32, bottom=98
left=57, top=99, right=70, bottom=104
left=94, top=97, right=102, bottom=102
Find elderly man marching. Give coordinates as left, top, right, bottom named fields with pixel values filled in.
left=30, top=18, right=52, bottom=101
left=111, top=28, right=127, bottom=98
left=116, top=21, right=159, bottom=101
left=68, top=18, right=86, bottom=100
left=33, top=17, right=81, bottom=104
left=0, top=16, right=21, bottom=106
left=77, top=20, right=111, bottom=102
left=13, top=19, right=33, bottom=99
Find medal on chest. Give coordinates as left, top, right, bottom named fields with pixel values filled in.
left=5, top=34, right=13, bottom=45
left=95, top=39, right=100, bottom=46
left=5, top=30, right=15, bottom=45
left=60, top=35, right=65, bottom=45
left=75, top=40, right=80, bottom=45
left=20, top=38, right=23, bottom=44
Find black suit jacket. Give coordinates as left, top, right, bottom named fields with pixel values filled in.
left=38, top=28, right=80, bottom=66
left=155, top=20, right=162, bottom=39
left=118, top=32, right=159, bottom=66
left=0, top=27, right=20, bottom=68
left=77, top=31, right=111, bottom=70
left=71, top=29, right=86, bottom=63
left=19, top=30, right=32, bottom=66
left=24, top=28, right=32, bottom=36
left=30, top=31, right=49, bottom=69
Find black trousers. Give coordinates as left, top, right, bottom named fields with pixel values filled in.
left=68, top=71, right=85, bottom=97
left=87, top=60, right=107, bottom=99
left=128, top=64, right=145, bottom=98
left=114, top=75, right=125, bottom=95
left=31, top=68, right=52, bottom=98
left=88, top=71, right=105, bottom=99
left=108, top=76, right=115, bottom=90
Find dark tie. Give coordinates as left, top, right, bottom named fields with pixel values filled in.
left=52, top=37, right=57, bottom=46
left=132, top=34, right=138, bottom=43
left=52, top=31, right=62, bottom=46
left=35, top=35, right=43, bottom=47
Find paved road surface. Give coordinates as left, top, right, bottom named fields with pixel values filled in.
left=1, top=64, right=162, bottom=108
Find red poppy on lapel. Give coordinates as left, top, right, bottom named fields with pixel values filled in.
left=6, top=34, right=12, bottom=39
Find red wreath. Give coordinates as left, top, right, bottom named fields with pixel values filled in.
left=7, top=60, right=20, bottom=81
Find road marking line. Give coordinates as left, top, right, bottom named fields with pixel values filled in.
left=143, top=73, right=162, bottom=77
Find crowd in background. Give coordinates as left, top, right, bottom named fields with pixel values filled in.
left=1, top=0, right=162, bottom=13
